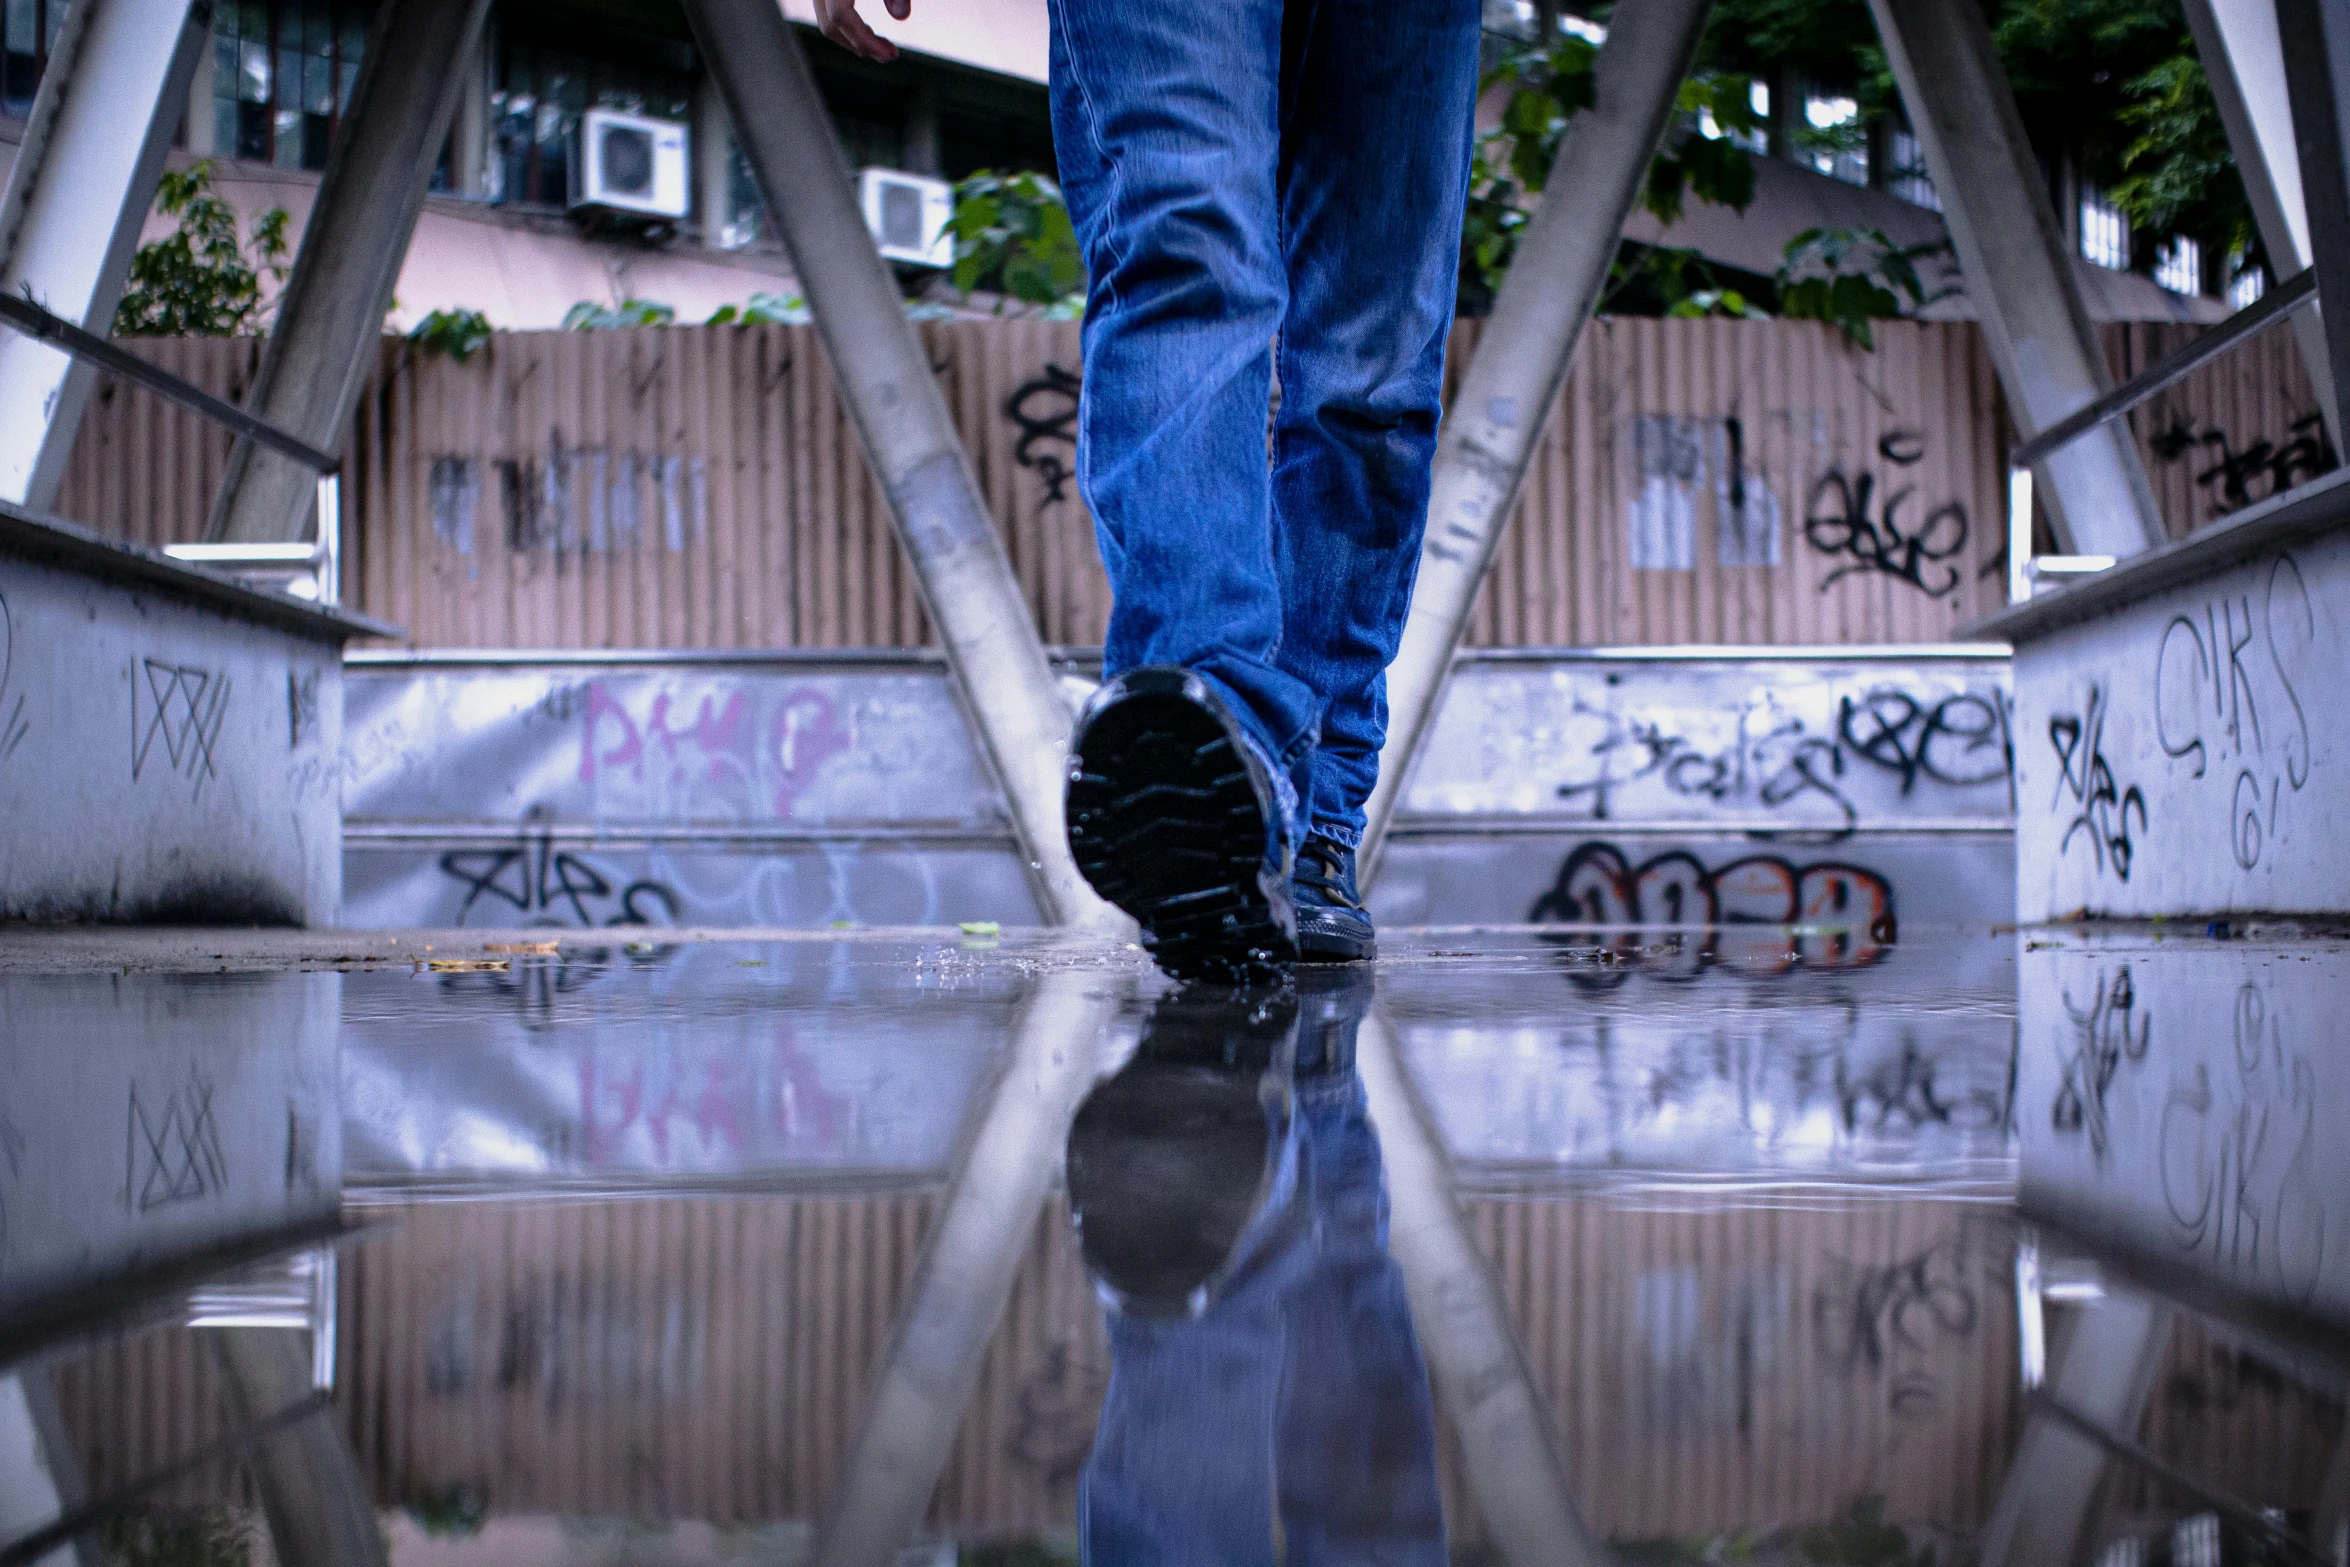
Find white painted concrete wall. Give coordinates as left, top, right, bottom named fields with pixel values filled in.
left=0, top=548, right=344, bottom=923
left=2012, top=526, right=2349, bottom=921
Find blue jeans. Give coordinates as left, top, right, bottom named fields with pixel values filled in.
left=1078, top=1074, right=1447, bottom=1566
left=1049, top=0, right=1481, bottom=848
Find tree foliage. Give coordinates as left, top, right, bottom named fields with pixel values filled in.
left=1776, top=227, right=1956, bottom=348
left=407, top=307, right=494, bottom=360
left=562, top=298, right=676, bottom=329
left=947, top=170, right=1085, bottom=313
left=1460, top=37, right=1763, bottom=312
left=1697, top=0, right=2249, bottom=267
left=113, top=162, right=291, bottom=336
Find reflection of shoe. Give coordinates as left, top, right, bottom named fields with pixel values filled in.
left=1066, top=986, right=1298, bottom=1317
left=1065, top=666, right=1296, bottom=981
left=1294, top=834, right=1375, bottom=963
left=1294, top=964, right=1374, bottom=1078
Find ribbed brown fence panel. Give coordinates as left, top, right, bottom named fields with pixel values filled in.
left=50, top=1191, right=2048, bottom=1546
left=52, top=317, right=2323, bottom=650
left=2101, top=319, right=2329, bottom=542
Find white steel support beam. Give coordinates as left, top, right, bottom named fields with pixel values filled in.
left=1870, top=0, right=2165, bottom=561
left=206, top=0, right=492, bottom=545
left=1360, top=0, right=1714, bottom=877
left=0, top=0, right=207, bottom=513
left=682, top=0, right=1123, bottom=932
left=2275, top=0, right=2350, bottom=431
left=1357, top=1012, right=1615, bottom=1567
left=2180, top=0, right=2340, bottom=440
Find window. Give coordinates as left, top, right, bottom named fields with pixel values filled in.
left=2079, top=189, right=2128, bottom=270
left=492, top=36, right=691, bottom=208
left=1803, top=94, right=1868, bottom=187
left=1888, top=126, right=1939, bottom=211
left=1, top=0, right=63, bottom=119
left=2154, top=235, right=2202, bottom=295
left=212, top=2, right=365, bottom=171
left=2229, top=263, right=2267, bottom=311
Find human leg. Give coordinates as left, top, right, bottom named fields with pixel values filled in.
left=1049, top=0, right=1319, bottom=778
left=1268, top=0, right=1481, bottom=847
left=1051, top=0, right=1317, bottom=976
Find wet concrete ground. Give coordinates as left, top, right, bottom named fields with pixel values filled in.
left=1, top=923, right=2344, bottom=1567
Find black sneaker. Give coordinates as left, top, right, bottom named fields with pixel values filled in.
left=1065, top=666, right=1297, bottom=981
left=1065, top=986, right=1300, bottom=1317
left=1294, top=833, right=1375, bottom=963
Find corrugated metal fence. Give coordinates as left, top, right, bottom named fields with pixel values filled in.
left=49, top=1192, right=2343, bottom=1544
left=54, top=318, right=2323, bottom=650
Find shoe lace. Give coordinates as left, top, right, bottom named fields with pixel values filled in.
left=1296, top=837, right=1361, bottom=908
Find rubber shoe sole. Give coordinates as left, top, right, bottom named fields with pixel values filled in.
left=1066, top=667, right=1297, bottom=982
left=1296, top=905, right=1376, bottom=964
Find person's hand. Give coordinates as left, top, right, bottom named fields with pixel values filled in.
left=815, top=0, right=911, bottom=62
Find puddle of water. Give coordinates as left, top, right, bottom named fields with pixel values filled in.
left=1, top=928, right=2342, bottom=1567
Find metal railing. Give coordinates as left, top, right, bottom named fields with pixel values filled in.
left=2005, top=267, right=2322, bottom=603
left=0, top=290, right=342, bottom=605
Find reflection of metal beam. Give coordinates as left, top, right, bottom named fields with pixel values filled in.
left=1975, top=1292, right=2170, bottom=1567
left=206, top=1329, right=386, bottom=1567
left=0, top=1370, right=91, bottom=1567
left=813, top=968, right=1124, bottom=1567
left=0, top=0, right=205, bottom=513
left=0, top=1393, right=328, bottom=1567
left=206, top=0, right=492, bottom=544
left=2311, top=1429, right=2350, bottom=1567
left=1356, top=1012, right=1613, bottom=1567
left=1869, top=0, right=2164, bottom=560
left=682, top=0, right=1121, bottom=932
left=2026, top=1390, right=2331, bottom=1567
left=0, top=1218, right=362, bottom=1378
left=1359, top=0, right=1714, bottom=878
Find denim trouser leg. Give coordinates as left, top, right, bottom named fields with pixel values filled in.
left=1078, top=1077, right=1446, bottom=1566
left=1269, top=0, right=1480, bottom=847
left=1049, top=0, right=1479, bottom=840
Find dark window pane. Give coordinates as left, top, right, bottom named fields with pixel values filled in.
left=3, top=51, right=38, bottom=116
left=214, top=96, right=238, bottom=157
left=301, top=110, right=330, bottom=168
left=236, top=98, right=272, bottom=160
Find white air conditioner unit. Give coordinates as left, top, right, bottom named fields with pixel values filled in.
left=858, top=168, right=954, bottom=268
left=571, top=108, right=689, bottom=220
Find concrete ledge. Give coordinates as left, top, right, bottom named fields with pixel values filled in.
left=1966, top=467, right=2350, bottom=645
left=0, top=500, right=399, bottom=643
left=0, top=505, right=381, bottom=923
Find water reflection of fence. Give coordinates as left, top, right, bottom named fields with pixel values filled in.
left=51, top=320, right=2321, bottom=654
left=55, top=1193, right=2030, bottom=1544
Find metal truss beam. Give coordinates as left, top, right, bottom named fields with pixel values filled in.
left=206, top=0, right=492, bottom=545
left=0, top=0, right=206, bottom=514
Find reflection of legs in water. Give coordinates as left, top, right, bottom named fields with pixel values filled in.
left=1069, top=974, right=1444, bottom=1566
